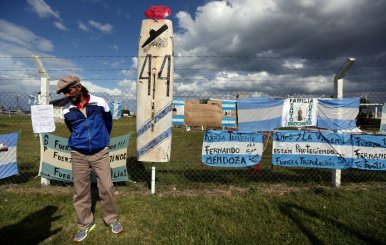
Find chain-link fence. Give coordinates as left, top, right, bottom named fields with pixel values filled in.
left=0, top=91, right=385, bottom=190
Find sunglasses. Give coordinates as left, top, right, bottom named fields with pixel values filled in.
left=63, top=83, right=79, bottom=94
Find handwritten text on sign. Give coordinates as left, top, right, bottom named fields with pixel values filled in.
left=272, top=130, right=352, bottom=169
left=39, top=133, right=131, bottom=182
left=31, top=105, right=55, bottom=133
left=282, top=98, right=317, bottom=127
left=351, top=134, right=386, bottom=171
left=202, top=130, right=263, bottom=167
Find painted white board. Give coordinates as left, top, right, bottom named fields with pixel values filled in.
left=136, top=19, right=174, bottom=162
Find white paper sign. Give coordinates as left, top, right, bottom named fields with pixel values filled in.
left=380, top=105, right=386, bottom=134
left=31, top=105, right=56, bottom=133
left=282, top=98, right=318, bottom=127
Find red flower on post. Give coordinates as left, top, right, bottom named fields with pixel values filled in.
left=145, top=6, right=171, bottom=19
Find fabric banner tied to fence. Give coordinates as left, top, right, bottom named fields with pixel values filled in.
left=351, top=134, right=386, bottom=171
left=238, top=97, right=359, bottom=131
left=316, top=97, right=360, bottom=130
left=109, top=101, right=123, bottom=119
left=272, top=130, right=352, bottom=169
left=39, top=133, right=131, bottom=182
left=272, top=130, right=386, bottom=171
left=237, top=97, right=284, bottom=132
left=0, top=132, right=19, bottom=179
left=380, top=105, right=386, bottom=134
left=202, top=130, right=263, bottom=167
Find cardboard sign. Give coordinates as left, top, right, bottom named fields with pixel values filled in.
left=184, top=100, right=222, bottom=128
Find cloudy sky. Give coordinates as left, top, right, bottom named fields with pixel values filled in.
left=1, top=0, right=386, bottom=99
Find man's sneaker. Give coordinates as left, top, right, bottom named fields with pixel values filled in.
left=74, top=223, right=96, bottom=242
left=110, top=220, right=123, bottom=234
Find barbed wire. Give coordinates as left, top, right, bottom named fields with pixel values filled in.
left=1, top=77, right=385, bottom=84
left=0, top=67, right=385, bottom=72
left=0, top=55, right=384, bottom=62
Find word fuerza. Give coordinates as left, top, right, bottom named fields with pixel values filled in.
left=205, top=134, right=257, bottom=142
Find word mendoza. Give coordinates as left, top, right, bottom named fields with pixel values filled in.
left=206, top=156, right=246, bottom=165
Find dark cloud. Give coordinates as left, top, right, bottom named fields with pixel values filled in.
left=173, top=0, right=386, bottom=96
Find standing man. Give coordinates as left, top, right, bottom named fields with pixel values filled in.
left=56, top=75, right=123, bottom=242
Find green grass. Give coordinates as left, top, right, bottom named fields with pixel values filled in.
left=0, top=185, right=385, bottom=244
left=1, top=115, right=385, bottom=189
left=1, top=115, right=386, bottom=244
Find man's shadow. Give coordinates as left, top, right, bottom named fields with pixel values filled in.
left=0, top=205, right=62, bottom=245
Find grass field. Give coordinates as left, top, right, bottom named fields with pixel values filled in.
left=0, top=184, right=385, bottom=244
left=0, top=115, right=386, bottom=244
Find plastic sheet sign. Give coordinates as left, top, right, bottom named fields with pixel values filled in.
left=351, top=134, right=386, bottom=171
left=39, top=133, right=131, bottom=182
left=31, top=105, right=55, bottom=133
left=202, top=130, right=263, bottom=167
left=272, top=130, right=352, bottom=169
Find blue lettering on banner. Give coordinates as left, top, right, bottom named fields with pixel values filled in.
left=202, top=130, right=263, bottom=167
left=39, top=133, right=132, bottom=182
left=351, top=135, right=386, bottom=171
left=272, top=130, right=386, bottom=171
left=272, top=130, right=352, bottom=169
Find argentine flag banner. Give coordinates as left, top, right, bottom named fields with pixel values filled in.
left=202, top=130, right=263, bottom=167
left=380, top=105, right=386, bottom=134
left=0, top=132, right=19, bottom=179
left=39, top=133, right=131, bottom=182
left=237, top=97, right=284, bottom=132
left=317, top=97, right=360, bottom=130
left=351, top=134, right=386, bottom=171
left=109, top=101, right=123, bottom=119
left=172, top=99, right=185, bottom=125
left=221, top=100, right=236, bottom=128
left=272, top=130, right=352, bottom=169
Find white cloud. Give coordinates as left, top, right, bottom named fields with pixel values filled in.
left=27, top=0, right=60, bottom=19
left=88, top=20, right=114, bottom=33
left=0, top=20, right=54, bottom=52
left=54, top=21, right=68, bottom=31
left=78, top=21, right=89, bottom=31
left=172, top=0, right=386, bottom=94
left=108, top=44, right=119, bottom=51
left=79, top=80, right=125, bottom=96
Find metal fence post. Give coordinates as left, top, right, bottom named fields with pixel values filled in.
left=333, top=57, right=356, bottom=187
left=32, top=55, right=51, bottom=187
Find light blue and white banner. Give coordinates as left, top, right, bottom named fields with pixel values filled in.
left=221, top=100, right=236, bottom=127
left=317, top=97, right=360, bottom=130
left=39, top=133, right=131, bottom=182
left=351, top=134, right=386, bottom=171
left=109, top=101, right=123, bottom=119
left=172, top=99, right=185, bottom=125
left=237, top=97, right=284, bottom=132
left=0, top=132, right=19, bottom=179
left=272, top=130, right=352, bottom=169
left=380, top=105, right=386, bottom=134
left=202, top=130, right=263, bottom=167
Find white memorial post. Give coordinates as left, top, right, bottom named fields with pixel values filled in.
left=333, top=57, right=356, bottom=187
left=32, top=55, right=51, bottom=187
